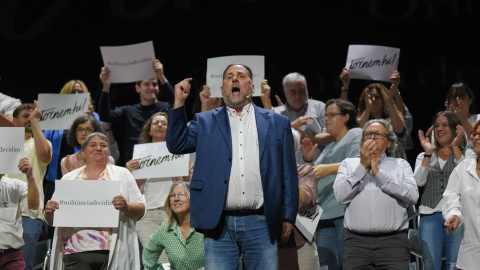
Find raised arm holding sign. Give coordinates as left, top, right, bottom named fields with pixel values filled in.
left=98, top=58, right=175, bottom=166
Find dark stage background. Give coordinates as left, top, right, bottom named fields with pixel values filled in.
left=1, top=0, right=479, bottom=165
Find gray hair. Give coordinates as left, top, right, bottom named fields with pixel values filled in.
left=361, top=119, right=402, bottom=157
left=282, top=72, right=308, bottom=92
left=81, top=132, right=110, bottom=156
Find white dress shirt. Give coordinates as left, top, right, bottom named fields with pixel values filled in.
left=224, top=103, right=263, bottom=210
left=442, top=158, right=480, bottom=270
left=0, top=176, right=27, bottom=249
left=334, top=154, right=418, bottom=233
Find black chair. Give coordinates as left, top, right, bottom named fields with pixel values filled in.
left=407, top=205, right=422, bottom=270
left=33, top=239, right=51, bottom=270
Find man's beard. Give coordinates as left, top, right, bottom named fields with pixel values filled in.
left=222, top=94, right=250, bottom=108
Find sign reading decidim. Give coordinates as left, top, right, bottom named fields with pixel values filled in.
left=0, top=127, right=25, bottom=174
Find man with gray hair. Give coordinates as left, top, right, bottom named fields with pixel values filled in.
left=261, top=72, right=334, bottom=164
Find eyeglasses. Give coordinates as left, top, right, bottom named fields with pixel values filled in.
left=77, top=127, right=94, bottom=133
left=151, top=120, right=167, bottom=126
left=169, top=192, right=187, bottom=200
left=471, top=131, right=480, bottom=139
left=322, top=113, right=343, bottom=119
left=364, top=131, right=388, bottom=139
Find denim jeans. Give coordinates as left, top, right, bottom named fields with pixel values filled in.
left=204, top=214, right=278, bottom=270
left=21, top=216, right=43, bottom=270
left=315, top=216, right=346, bottom=270
left=419, top=212, right=462, bottom=270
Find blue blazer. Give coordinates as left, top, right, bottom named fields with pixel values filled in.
left=166, top=104, right=299, bottom=242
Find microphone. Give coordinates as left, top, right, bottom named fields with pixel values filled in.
left=246, top=94, right=252, bottom=99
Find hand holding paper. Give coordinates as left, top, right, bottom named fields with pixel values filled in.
left=31, top=100, right=42, bottom=121
left=291, top=116, right=313, bottom=130
left=153, top=59, right=167, bottom=84
left=339, top=67, right=350, bottom=89
left=44, top=200, right=59, bottom=225
left=18, top=157, right=33, bottom=177
left=100, top=67, right=111, bottom=91
left=113, top=194, right=145, bottom=221
left=126, top=158, right=140, bottom=172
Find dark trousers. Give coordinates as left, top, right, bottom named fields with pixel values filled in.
left=63, top=250, right=109, bottom=270
left=343, top=230, right=410, bottom=270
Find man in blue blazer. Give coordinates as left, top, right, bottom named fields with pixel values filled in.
left=166, top=63, right=299, bottom=269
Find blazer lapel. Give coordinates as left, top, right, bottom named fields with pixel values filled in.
left=254, top=104, right=271, bottom=161
left=213, top=106, right=232, bottom=153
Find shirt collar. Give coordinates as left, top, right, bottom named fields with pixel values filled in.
left=226, top=102, right=253, bottom=118
left=378, top=153, right=387, bottom=164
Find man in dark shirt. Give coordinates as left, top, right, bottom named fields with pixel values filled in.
left=98, top=59, right=174, bottom=165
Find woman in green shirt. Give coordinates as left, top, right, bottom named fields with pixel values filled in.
left=142, top=181, right=204, bottom=270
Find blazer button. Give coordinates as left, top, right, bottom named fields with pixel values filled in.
left=224, top=180, right=227, bottom=184
left=228, top=158, right=232, bottom=162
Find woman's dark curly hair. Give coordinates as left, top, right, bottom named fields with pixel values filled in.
left=67, top=115, right=103, bottom=148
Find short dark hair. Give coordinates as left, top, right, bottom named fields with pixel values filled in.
left=325, top=99, right=358, bottom=129
left=67, top=115, right=103, bottom=148
left=222, top=63, right=253, bottom=81
left=13, top=103, right=35, bottom=118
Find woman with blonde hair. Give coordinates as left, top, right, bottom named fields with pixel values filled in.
left=142, top=181, right=204, bottom=270
left=60, top=80, right=96, bottom=112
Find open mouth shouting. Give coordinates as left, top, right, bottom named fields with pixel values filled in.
left=232, top=85, right=240, bottom=94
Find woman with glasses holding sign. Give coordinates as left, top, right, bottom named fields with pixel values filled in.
left=125, top=112, right=192, bottom=264
left=333, top=119, right=418, bottom=269
left=60, top=115, right=115, bottom=175
left=301, top=99, right=362, bottom=270
left=442, top=119, right=480, bottom=269
left=415, top=111, right=475, bottom=270
left=142, top=181, right=204, bottom=270
left=45, top=132, right=146, bottom=270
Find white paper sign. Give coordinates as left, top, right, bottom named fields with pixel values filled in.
left=37, top=93, right=90, bottom=130
left=100, top=41, right=156, bottom=83
left=52, top=180, right=121, bottom=227
left=0, top=127, right=24, bottom=174
left=206, top=55, right=265, bottom=98
left=132, top=142, right=189, bottom=179
left=345, top=45, right=400, bottom=82
left=295, top=204, right=322, bottom=243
